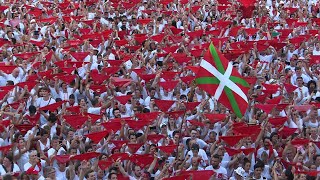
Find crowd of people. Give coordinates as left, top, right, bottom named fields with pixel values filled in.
left=0, top=0, right=320, bottom=179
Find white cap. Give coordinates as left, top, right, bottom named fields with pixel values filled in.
left=30, top=19, right=36, bottom=23
left=160, top=122, right=167, bottom=128
left=279, top=1, right=284, bottom=4
left=234, top=167, right=245, bottom=177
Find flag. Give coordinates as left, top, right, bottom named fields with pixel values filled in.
left=195, top=43, right=250, bottom=118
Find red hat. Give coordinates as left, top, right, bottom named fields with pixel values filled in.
left=86, top=130, right=109, bottom=144
left=188, top=120, right=204, bottom=127
left=159, top=81, right=179, bottom=91
left=154, top=100, right=175, bottom=112
left=293, top=105, right=312, bottom=112
left=279, top=127, right=298, bottom=138
left=184, top=102, right=201, bottom=111
left=220, top=135, right=245, bottom=147
left=70, top=152, right=101, bottom=161
left=109, top=153, right=130, bottom=161
left=0, top=145, right=12, bottom=153
left=115, top=95, right=132, bottom=105
left=268, top=117, right=288, bottom=127
left=63, top=115, right=88, bottom=129
left=255, top=104, right=275, bottom=114
left=102, top=121, right=122, bottom=132
left=15, top=124, right=33, bottom=135
left=98, top=160, right=114, bottom=170
left=135, top=112, right=160, bottom=121
left=129, top=154, right=155, bottom=168
left=69, top=52, right=90, bottom=61
left=180, top=76, right=195, bottom=85
left=125, top=120, right=151, bottom=130
left=158, top=145, right=177, bottom=154
left=147, top=134, right=165, bottom=143
left=0, top=65, right=17, bottom=74
left=55, top=155, right=71, bottom=164
left=127, top=143, right=143, bottom=154
left=39, top=101, right=67, bottom=111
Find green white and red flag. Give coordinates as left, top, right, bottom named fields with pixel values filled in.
left=195, top=43, right=250, bottom=118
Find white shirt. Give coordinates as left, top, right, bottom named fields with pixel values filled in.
left=205, top=166, right=228, bottom=179
left=0, top=163, right=20, bottom=175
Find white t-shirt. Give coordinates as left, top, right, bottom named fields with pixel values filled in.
left=55, top=167, right=67, bottom=180
left=0, top=163, right=20, bottom=175
left=205, top=166, right=228, bottom=179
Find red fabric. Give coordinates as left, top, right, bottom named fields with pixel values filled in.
left=85, top=130, right=109, bottom=144
left=268, top=117, right=288, bottom=127
left=115, top=95, right=132, bottom=105
left=127, top=143, right=143, bottom=153
left=154, top=100, right=175, bottom=112
left=158, top=145, right=177, bottom=154
left=39, top=101, right=67, bottom=111
left=220, top=135, right=245, bottom=147
left=70, top=152, right=100, bottom=161
left=147, top=134, right=165, bottom=143
left=55, top=155, right=70, bottom=163
left=98, top=160, right=114, bottom=170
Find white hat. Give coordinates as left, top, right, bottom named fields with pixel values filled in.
left=234, top=167, right=245, bottom=177
left=30, top=19, right=36, bottom=23
left=160, top=122, right=167, bottom=128
left=279, top=1, right=285, bottom=4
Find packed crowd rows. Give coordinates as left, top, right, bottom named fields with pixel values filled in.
left=0, top=0, right=320, bottom=179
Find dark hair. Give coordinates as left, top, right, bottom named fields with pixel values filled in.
left=254, top=160, right=264, bottom=170
left=190, top=144, right=199, bottom=152
left=108, top=172, right=117, bottom=180
left=29, top=105, right=36, bottom=114
left=212, top=154, right=221, bottom=161
left=48, top=113, right=57, bottom=123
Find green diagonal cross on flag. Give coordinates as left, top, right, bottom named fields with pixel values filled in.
left=196, top=43, right=250, bottom=118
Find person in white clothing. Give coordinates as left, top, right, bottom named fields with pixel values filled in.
left=205, top=154, right=228, bottom=180
left=0, top=68, right=25, bottom=85
left=0, top=154, right=20, bottom=176
left=36, top=87, right=56, bottom=125
left=23, top=150, right=47, bottom=175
